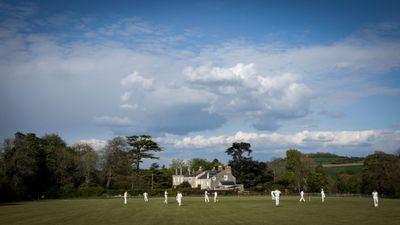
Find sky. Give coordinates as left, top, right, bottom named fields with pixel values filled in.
left=1, top=0, right=400, bottom=166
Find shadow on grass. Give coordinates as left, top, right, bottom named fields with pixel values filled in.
left=0, top=202, right=24, bottom=207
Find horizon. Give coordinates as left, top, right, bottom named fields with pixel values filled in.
left=1, top=0, right=400, bottom=167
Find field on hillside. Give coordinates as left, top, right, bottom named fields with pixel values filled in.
left=1, top=196, right=400, bottom=225
left=322, top=163, right=364, bottom=175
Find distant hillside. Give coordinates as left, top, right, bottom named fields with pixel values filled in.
left=307, top=152, right=364, bottom=164
left=306, top=152, right=364, bottom=175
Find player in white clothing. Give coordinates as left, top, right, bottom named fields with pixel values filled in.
left=164, top=190, right=168, bottom=204
left=273, top=189, right=281, bottom=206
left=299, top=190, right=305, bottom=202
left=204, top=190, right=210, bottom=203
left=123, top=191, right=128, bottom=205
left=177, top=192, right=183, bottom=206
left=143, top=192, right=149, bottom=202
left=321, top=188, right=325, bottom=203
left=214, top=191, right=218, bottom=203
left=372, top=190, right=379, bottom=208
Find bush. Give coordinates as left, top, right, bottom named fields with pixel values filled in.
left=60, top=184, right=78, bottom=198
left=79, top=186, right=105, bottom=197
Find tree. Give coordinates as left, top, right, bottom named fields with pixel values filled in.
left=362, top=151, right=400, bottom=197
left=211, top=158, right=224, bottom=169
left=226, top=142, right=272, bottom=189
left=1, top=132, right=47, bottom=200
left=226, top=142, right=252, bottom=161
left=189, top=158, right=212, bottom=170
left=169, top=159, right=187, bottom=170
left=285, top=149, right=316, bottom=191
left=306, top=171, right=326, bottom=192
left=335, top=173, right=361, bottom=193
left=71, top=143, right=98, bottom=187
left=267, top=158, right=286, bottom=184
left=102, top=137, right=132, bottom=189
left=126, top=135, right=162, bottom=171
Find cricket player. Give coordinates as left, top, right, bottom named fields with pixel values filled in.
left=164, top=190, right=168, bottom=204
left=214, top=191, right=218, bottom=203
left=205, top=190, right=210, bottom=203
left=321, top=188, right=325, bottom=203
left=299, top=190, right=305, bottom=202
left=271, top=190, right=275, bottom=200
left=177, top=192, right=183, bottom=206
left=143, top=192, right=149, bottom=202
left=273, top=189, right=281, bottom=206
left=124, top=191, right=128, bottom=205
left=372, top=190, right=379, bottom=208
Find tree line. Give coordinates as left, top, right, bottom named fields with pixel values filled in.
left=1, top=132, right=399, bottom=202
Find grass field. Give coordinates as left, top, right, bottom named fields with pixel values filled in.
left=1, top=196, right=400, bottom=225
left=322, top=165, right=364, bottom=175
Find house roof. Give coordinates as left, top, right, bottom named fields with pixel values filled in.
left=197, top=170, right=220, bottom=179
left=182, top=171, right=203, bottom=177
left=220, top=181, right=235, bottom=185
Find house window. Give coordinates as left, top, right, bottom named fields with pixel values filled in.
left=223, top=175, right=228, bottom=181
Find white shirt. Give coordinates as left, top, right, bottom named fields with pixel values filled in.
left=274, top=190, right=281, bottom=198
left=372, top=191, right=378, bottom=198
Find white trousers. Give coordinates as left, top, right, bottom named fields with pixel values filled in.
left=275, top=197, right=280, bottom=206
left=373, top=197, right=379, bottom=207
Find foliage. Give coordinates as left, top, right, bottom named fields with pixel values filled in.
left=226, top=142, right=252, bottom=161
left=362, top=151, right=400, bottom=197
left=188, top=158, right=213, bottom=170
left=226, top=142, right=272, bottom=189
left=169, top=159, right=187, bottom=170
left=126, top=135, right=162, bottom=171
left=284, top=149, right=316, bottom=191
left=1, top=132, right=399, bottom=202
left=305, top=171, right=326, bottom=192
left=102, top=137, right=132, bottom=189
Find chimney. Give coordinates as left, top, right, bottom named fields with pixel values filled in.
left=218, top=165, right=223, bottom=171
left=175, top=168, right=178, bottom=175
left=212, top=167, right=216, bottom=171
left=207, top=172, right=209, bottom=179
left=179, top=167, right=182, bottom=175
left=198, top=166, right=203, bottom=172
left=225, top=166, right=231, bottom=173
left=188, top=167, right=191, bottom=176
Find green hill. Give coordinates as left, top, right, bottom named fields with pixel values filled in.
left=307, top=152, right=364, bottom=164
left=306, top=152, right=364, bottom=175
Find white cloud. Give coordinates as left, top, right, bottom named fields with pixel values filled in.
left=184, top=63, right=312, bottom=130
left=120, top=72, right=154, bottom=90
left=121, top=91, right=132, bottom=102
left=73, top=139, right=107, bottom=151
left=93, top=116, right=132, bottom=126
left=1, top=7, right=400, bottom=141
left=120, top=103, right=139, bottom=110
left=159, top=130, right=400, bottom=154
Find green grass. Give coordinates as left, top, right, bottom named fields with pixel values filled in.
left=1, top=196, right=400, bottom=225
left=323, top=165, right=364, bottom=175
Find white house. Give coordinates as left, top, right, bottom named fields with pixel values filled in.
left=172, top=165, right=244, bottom=191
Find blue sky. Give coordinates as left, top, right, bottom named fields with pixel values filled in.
left=1, top=0, right=400, bottom=166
